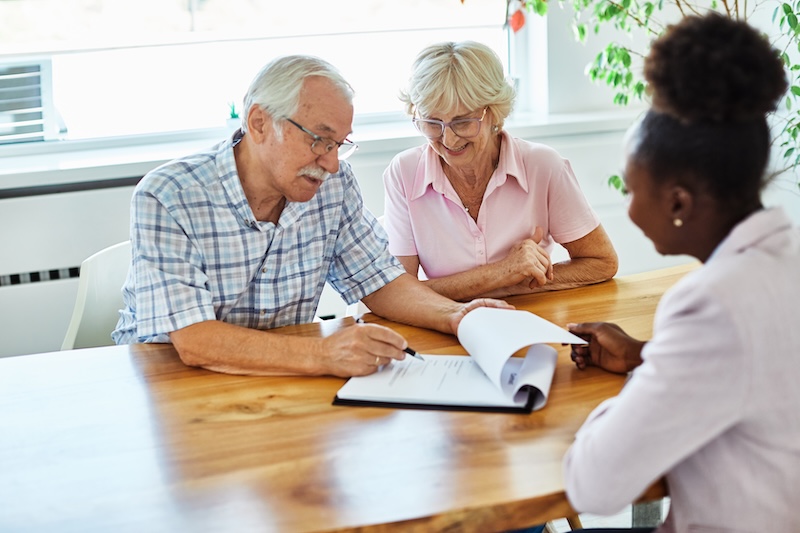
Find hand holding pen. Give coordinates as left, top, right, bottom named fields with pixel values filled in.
left=356, top=317, right=425, bottom=362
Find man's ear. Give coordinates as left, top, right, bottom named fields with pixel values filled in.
left=246, top=106, right=273, bottom=143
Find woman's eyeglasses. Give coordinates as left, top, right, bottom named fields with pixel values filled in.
left=412, top=108, right=487, bottom=139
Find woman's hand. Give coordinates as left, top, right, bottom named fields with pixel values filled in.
left=498, top=226, right=554, bottom=289
left=567, top=322, right=645, bottom=374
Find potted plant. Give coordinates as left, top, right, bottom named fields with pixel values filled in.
left=226, top=101, right=240, bottom=132
left=499, top=0, right=800, bottom=191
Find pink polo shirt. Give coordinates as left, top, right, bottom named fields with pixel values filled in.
left=382, top=132, right=600, bottom=279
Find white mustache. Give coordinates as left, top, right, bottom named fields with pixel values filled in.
left=298, top=165, right=330, bottom=182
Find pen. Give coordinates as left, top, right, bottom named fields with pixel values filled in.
left=402, top=346, right=425, bottom=362
left=355, top=317, right=425, bottom=361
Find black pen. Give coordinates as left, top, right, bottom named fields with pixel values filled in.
left=356, top=317, right=425, bottom=361
left=402, top=346, right=425, bottom=362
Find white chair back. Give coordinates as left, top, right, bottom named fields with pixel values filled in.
left=61, top=240, right=131, bottom=350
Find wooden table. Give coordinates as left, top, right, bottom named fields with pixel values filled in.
left=0, top=264, right=695, bottom=533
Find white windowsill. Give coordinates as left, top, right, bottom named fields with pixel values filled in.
left=0, top=108, right=644, bottom=191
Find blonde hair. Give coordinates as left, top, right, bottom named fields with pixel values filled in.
left=399, top=41, right=515, bottom=128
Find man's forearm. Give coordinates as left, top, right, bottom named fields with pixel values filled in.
left=170, top=320, right=325, bottom=376
left=362, top=274, right=463, bottom=334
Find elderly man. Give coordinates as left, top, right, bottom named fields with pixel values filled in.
left=113, top=55, right=509, bottom=377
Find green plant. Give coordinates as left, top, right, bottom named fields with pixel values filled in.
left=228, top=101, right=239, bottom=119
left=508, top=0, right=800, bottom=191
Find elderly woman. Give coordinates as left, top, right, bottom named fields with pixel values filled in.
left=564, top=13, right=800, bottom=532
left=382, top=41, right=618, bottom=301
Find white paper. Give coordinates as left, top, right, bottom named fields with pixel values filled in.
left=335, top=308, right=587, bottom=411
left=458, top=307, right=587, bottom=391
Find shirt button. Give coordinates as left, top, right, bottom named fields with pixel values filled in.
left=261, top=309, right=267, bottom=315
left=262, top=267, right=266, bottom=273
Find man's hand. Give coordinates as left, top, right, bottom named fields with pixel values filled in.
left=448, top=298, right=515, bottom=335
left=320, top=322, right=409, bottom=377
left=567, top=322, right=645, bottom=374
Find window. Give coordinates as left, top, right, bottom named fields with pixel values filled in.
left=0, top=59, right=58, bottom=144
left=0, top=0, right=508, bottom=141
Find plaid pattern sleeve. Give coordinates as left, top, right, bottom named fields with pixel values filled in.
left=326, top=164, right=405, bottom=305
left=113, top=139, right=404, bottom=345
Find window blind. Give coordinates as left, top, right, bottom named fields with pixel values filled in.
left=0, top=59, right=57, bottom=145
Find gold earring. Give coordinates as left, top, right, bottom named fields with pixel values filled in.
left=673, top=218, right=683, bottom=227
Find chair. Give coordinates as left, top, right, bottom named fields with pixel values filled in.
left=61, top=240, right=131, bottom=350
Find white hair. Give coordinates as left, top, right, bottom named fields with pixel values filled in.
left=240, top=55, right=354, bottom=137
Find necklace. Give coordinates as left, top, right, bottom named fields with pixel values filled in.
left=444, top=143, right=500, bottom=218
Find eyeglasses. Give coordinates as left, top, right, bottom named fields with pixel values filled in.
left=283, top=117, right=359, bottom=160
left=412, top=108, right=487, bottom=139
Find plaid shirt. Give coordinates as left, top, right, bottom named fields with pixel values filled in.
left=113, top=132, right=404, bottom=344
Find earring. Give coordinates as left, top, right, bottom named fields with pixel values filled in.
left=492, top=125, right=499, bottom=134
left=673, top=218, right=683, bottom=227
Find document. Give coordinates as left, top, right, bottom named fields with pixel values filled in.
left=333, top=308, right=587, bottom=413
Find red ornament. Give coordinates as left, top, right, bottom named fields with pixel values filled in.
left=509, top=9, right=525, bottom=32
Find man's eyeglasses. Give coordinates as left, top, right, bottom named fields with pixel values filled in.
left=412, top=108, right=487, bottom=139
left=283, top=117, right=359, bottom=160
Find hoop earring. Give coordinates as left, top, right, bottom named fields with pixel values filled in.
left=673, top=218, right=683, bottom=227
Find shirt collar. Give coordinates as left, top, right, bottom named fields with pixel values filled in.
left=216, top=131, right=260, bottom=229
left=410, top=131, right=528, bottom=200
left=216, top=131, right=338, bottom=231
left=707, top=206, right=794, bottom=262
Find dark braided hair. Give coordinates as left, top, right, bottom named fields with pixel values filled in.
left=630, top=13, right=788, bottom=210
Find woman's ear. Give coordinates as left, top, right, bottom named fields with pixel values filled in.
left=667, top=184, right=694, bottom=225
